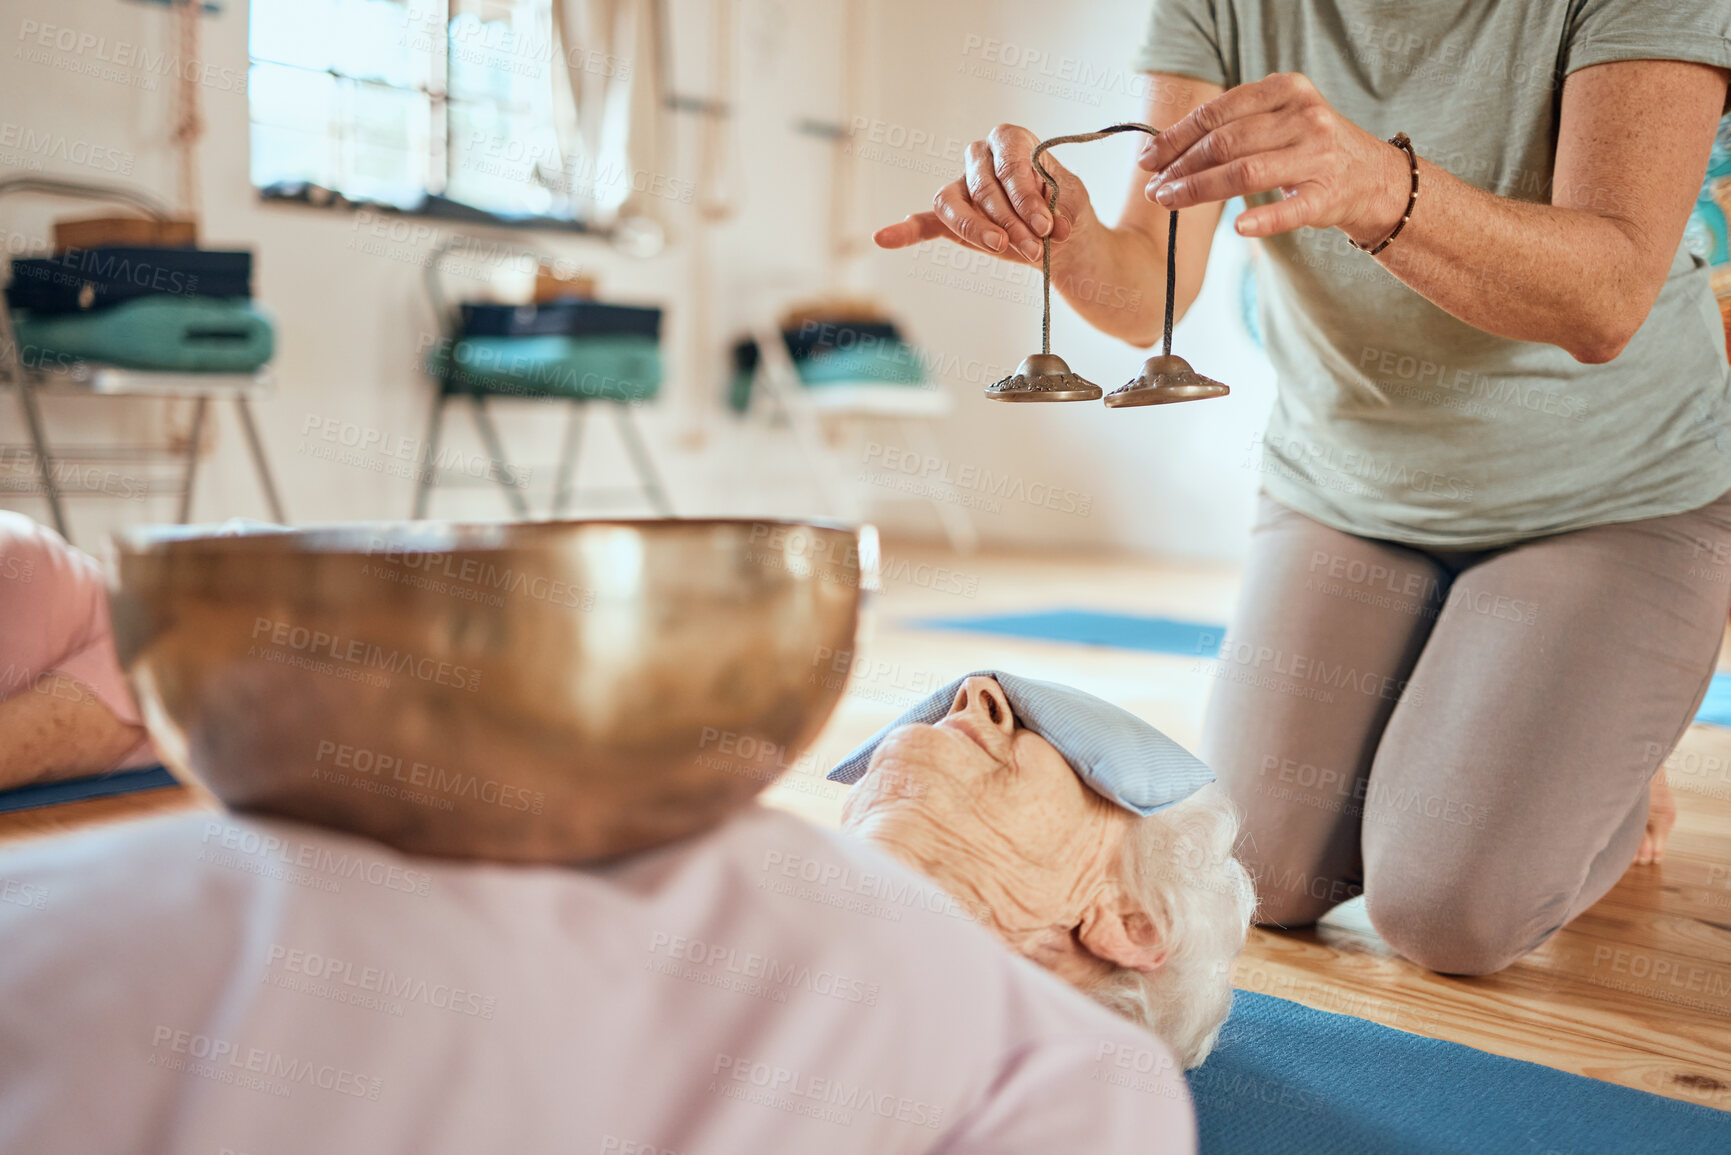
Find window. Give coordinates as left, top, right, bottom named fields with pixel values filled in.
left=247, top=0, right=628, bottom=225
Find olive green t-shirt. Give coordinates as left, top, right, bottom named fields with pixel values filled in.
left=1136, top=0, right=1731, bottom=547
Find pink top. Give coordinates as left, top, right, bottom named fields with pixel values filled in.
left=0, top=807, right=1196, bottom=1154
left=0, top=511, right=155, bottom=769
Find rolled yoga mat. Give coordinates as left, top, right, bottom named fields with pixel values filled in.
left=911, top=609, right=1731, bottom=728
left=1187, top=991, right=1730, bottom=1154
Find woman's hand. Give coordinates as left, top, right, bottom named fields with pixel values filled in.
left=873, top=124, right=1092, bottom=264
left=1139, top=72, right=1409, bottom=245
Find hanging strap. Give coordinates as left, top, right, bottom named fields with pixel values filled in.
left=1030, top=124, right=1179, bottom=357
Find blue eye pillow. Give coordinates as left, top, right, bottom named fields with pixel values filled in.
left=825, top=669, right=1214, bottom=816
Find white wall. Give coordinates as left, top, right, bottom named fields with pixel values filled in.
left=0, top=0, right=1274, bottom=561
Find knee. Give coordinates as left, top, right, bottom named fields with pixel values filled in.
left=1365, top=883, right=1551, bottom=976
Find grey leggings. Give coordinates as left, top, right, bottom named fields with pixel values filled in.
left=1199, top=490, right=1731, bottom=974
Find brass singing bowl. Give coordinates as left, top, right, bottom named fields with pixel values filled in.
left=110, top=519, right=869, bottom=864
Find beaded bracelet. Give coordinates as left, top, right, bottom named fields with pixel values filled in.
left=1348, top=131, right=1418, bottom=256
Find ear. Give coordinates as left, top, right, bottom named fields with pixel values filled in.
left=1078, top=897, right=1168, bottom=973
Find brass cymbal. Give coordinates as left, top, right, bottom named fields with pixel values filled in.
left=986, top=353, right=1104, bottom=403
left=1104, top=353, right=1230, bottom=408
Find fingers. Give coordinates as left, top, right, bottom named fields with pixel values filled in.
left=967, top=140, right=1043, bottom=261
left=872, top=209, right=1031, bottom=262
left=933, top=177, right=1010, bottom=254
left=1029, top=151, right=1082, bottom=244
left=1144, top=72, right=1315, bottom=173
left=1234, top=185, right=1327, bottom=237
left=1149, top=146, right=1310, bottom=210
left=1151, top=112, right=1297, bottom=185
left=988, top=124, right=1057, bottom=240
left=873, top=212, right=953, bottom=250
left=872, top=124, right=1086, bottom=260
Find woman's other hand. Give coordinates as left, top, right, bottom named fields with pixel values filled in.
left=1140, top=72, right=1409, bottom=245
left=873, top=123, right=1092, bottom=264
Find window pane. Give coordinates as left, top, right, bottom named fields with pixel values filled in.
left=331, top=0, right=439, bottom=90
left=446, top=98, right=561, bottom=218
left=249, top=0, right=342, bottom=73
left=342, top=80, right=435, bottom=208
left=249, top=62, right=339, bottom=129
left=446, top=4, right=551, bottom=105
left=248, top=63, right=339, bottom=189
left=250, top=0, right=586, bottom=220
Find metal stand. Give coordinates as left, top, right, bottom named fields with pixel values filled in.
left=746, top=315, right=976, bottom=554
left=611, top=404, right=672, bottom=515
left=551, top=404, right=586, bottom=516
left=413, top=388, right=672, bottom=520
left=0, top=367, right=288, bottom=541
left=465, top=394, right=531, bottom=519
left=13, top=378, right=65, bottom=535
left=233, top=396, right=286, bottom=521
left=176, top=396, right=208, bottom=524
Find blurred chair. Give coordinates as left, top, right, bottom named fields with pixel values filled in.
left=0, top=177, right=284, bottom=544
left=413, top=236, right=671, bottom=519
left=736, top=307, right=977, bottom=553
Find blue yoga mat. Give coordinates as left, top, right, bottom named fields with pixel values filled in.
left=1694, top=672, right=1731, bottom=728
left=1189, top=991, right=1730, bottom=1154
left=911, top=609, right=1731, bottom=728
left=910, top=609, right=1226, bottom=657
left=0, top=765, right=179, bottom=814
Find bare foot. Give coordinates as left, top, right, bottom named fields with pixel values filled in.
left=1633, top=773, right=1676, bottom=866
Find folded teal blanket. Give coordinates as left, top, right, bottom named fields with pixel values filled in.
left=431, top=335, right=662, bottom=402
left=794, top=343, right=925, bottom=387
left=727, top=336, right=926, bottom=411
left=10, top=296, right=274, bottom=373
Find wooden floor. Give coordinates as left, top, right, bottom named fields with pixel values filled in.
left=4, top=540, right=1729, bottom=1111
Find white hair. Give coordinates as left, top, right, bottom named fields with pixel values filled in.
left=1084, top=785, right=1256, bottom=1069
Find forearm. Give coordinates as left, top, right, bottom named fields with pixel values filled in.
left=1144, top=63, right=1726, bottom=366
left=0, top=675, right=145, bottom=789
left=1363, top=152, right=1656, bottom=363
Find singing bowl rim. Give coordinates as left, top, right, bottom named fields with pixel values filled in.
left=110, top=517, right=870, bottom=865
left=113, top=515, right=865, bottom=558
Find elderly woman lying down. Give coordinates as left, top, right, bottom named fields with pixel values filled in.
left=827, top=671, right=1257, bottom=1068
left=0, top=669, right=1244, bottom=1154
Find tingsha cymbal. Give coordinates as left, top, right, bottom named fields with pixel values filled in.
left=985, top=353, right=1104, bottom=403
left=1103, top=353, right=1230, bottom=408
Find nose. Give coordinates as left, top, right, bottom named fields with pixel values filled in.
left=948, top=676, right=1015, bottom=735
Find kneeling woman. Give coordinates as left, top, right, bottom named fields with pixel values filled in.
left=875, top=2, right=1731, bottom=973
left=830, top=672, right=1255, bottom=1068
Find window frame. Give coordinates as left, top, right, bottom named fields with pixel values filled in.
left=246, top=0, right=604, bottom=236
